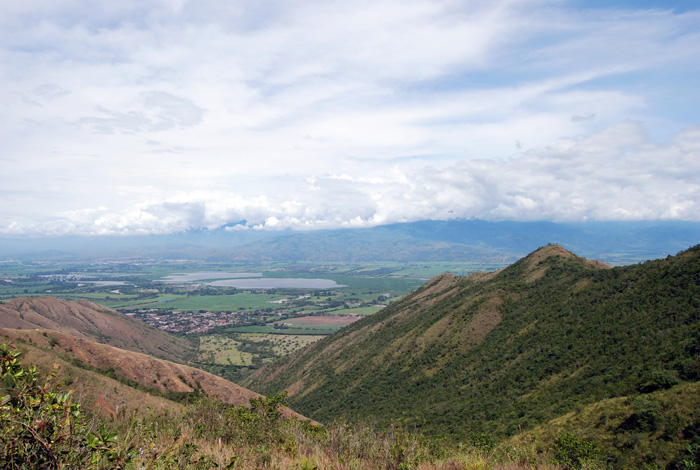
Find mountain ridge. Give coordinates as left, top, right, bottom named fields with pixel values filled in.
left=0, top=296, right=195, bottom=363
left=246, top=243, right=700, bottom=445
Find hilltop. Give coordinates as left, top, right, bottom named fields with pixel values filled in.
left=0, top=296, right=195, bottom=363
left=246, top=244, right=700, bottom=466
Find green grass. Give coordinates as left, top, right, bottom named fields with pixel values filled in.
left=226, top=325, right=340, bottom=335
left=266, top=334, right=326, bottom=355
left=197, top=335, right=254, bottom=366
left=387, top=261, right=507, bottom=277
left=154, top=294, right=286, bottom=311
left=56, top=293, right=140, bottom=303
left=107, top=293, right=290, bottom=311
left=106, top=294, right=187, bottom=309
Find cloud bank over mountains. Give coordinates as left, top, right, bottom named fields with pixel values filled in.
left=1, top=1, right=699, bottom=236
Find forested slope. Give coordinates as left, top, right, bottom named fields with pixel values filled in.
left=247, top=244, right=700, bottom=442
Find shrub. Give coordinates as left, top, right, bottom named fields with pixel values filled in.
left=622, top=396, right=664, bottom=432
left=552, top=432, right=599, bottom=469
left=639, top=370, right=680, bottom=393
left=0, top=344, right=126, bottom=469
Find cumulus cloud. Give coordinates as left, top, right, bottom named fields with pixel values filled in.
left=0, top=1, right=699, bottom=236
left=2, top=122, right=698, bottom=236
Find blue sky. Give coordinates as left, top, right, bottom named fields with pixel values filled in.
left=1, top=0, right=699, bottom=236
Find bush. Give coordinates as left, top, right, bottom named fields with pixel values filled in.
left=622, top=396, right=664, bottom=432
left=552, top=432, right=599, bottom=469
left=639, top=370, right=680, bottom=393
left=0, top=344, right=126, bottom=469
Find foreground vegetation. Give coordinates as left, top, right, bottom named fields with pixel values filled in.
left=9, top=343, right=693, bottom=470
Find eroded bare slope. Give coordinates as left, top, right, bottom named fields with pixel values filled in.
left=0, top=296, right=194, bottom=363
left=0, top=327, right=313, bottom=422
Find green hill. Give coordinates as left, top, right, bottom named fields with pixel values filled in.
left=245, top=244, right=700, bottom=464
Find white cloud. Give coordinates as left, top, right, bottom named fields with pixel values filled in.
left=1, top=1, right=699, bottom=236
left=3, top=122, right=698, bottom=236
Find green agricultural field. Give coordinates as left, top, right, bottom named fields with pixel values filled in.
left=194, top=331, right=328, bottom=374
left=134, top=293, right=289, bottom=311
left=387, top=261, right=506, bottom=277
left=225, top=325, right=287, bottom=334
left=197, top=335, right=254, bottom=366
left=272, top=315, right=361, bottom=329
left=265, top=334, right=326, bottom=356
left=58, top=292, right=140, bottom=303
left=106, top=295, right=187, bottom=309
left=1, top=260, right=501, bottom=331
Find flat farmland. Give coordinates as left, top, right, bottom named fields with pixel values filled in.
left=227, top=314, right=362, bottom=336
left=323, top=305, right=384, bottom=316
left=265, top=333, right=326, bottom=355
left=197, top=335, right=254, bottom=366
left=193, top=332, right=326, bottom=374
left=273, top=315, right=362, bottom=328
left=111, top=293, right=289, bottom=311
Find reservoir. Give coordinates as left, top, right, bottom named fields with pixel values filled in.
left=207, top=278, right=346, bottom=289
left=162, top=272, right=262, bottom=282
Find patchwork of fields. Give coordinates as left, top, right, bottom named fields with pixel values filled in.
left=0, top=259, right=506, bottom=380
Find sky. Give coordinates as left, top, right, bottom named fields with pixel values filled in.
left=1, top=0, right=699, bottom=237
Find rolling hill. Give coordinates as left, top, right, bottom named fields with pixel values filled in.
left=0, top=296, right=195, bottom=363
left=245, top=244, right=700, bottom=464
left=0, top=327, right=312, bottom=423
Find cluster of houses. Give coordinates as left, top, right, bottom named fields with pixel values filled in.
left=124, top=309, right=274, bottom=334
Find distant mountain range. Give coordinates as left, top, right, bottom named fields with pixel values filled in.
left=246, top=243, right=700, bottom=467
left=2, top=219, right=700, bottom=264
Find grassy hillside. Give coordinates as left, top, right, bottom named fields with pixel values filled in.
left=9, top=338, right=696, bottom=470
left=512, top=380, right=700, bottom=468
left=0, top=296, right=195, bottom=363
left=0, top=341, right=602, bottom=469
left=246, top=244, right=700, bottom=465
left=0, top=327, right=310, bottom=422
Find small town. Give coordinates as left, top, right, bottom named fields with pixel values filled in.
left=125, top=309, right=279, bottom=334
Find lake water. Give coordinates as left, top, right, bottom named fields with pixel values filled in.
left=80, top=281, right=130, bottom=286
left=207, top=278, right=346, bottom=289
left=161, top=272, right=262, bottom=282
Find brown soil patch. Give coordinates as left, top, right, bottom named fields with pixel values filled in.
left=587, top=259, right=612, bottom=269
left=463, top=297, right=502, bottom=345
left=278, top=315, right=361, bottom=327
